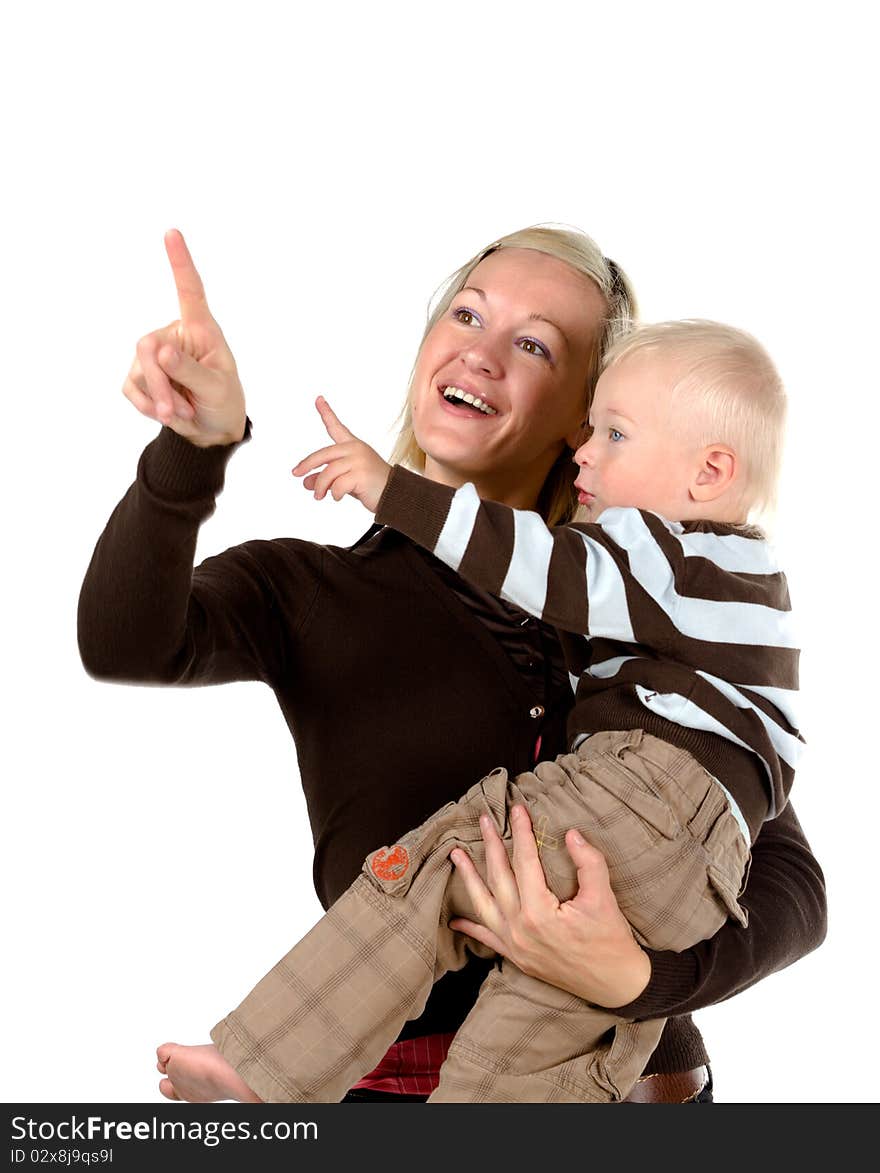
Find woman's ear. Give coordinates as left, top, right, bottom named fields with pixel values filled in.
left=689, top=444, right=737, bottom=503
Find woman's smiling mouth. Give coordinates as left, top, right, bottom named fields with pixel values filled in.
left=439, top=384, right=498, bottom=416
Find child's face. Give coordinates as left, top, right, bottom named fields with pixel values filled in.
left=573, top=351, right=700, bottom=521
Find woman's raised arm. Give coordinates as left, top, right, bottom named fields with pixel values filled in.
left=78, top=232, right=317, bottom=689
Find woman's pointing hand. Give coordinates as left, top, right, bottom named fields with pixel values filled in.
left=121, top=229, right=247, bottom=447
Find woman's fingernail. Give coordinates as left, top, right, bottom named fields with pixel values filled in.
left=511, top=805, right=523, bottom=820
left=479, top=814, right=491, bottom=829
left=570, top=830, right=585, bottom=846
left=163, top=349, right=179, bottom=368
left=450, top=850, right=462, bottom=864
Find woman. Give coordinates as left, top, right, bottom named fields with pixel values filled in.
left=78, top=226, right=826, bottom=1104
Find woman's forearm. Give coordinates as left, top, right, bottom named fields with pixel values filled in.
left=610, top=799, right=827, bottom=1020
left=77, top=422, right=288, bottom=687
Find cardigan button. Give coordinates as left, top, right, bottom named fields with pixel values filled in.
left=529, top=705, right=545, bottom=719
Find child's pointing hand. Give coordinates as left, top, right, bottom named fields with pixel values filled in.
left=292, top=396, right=392, bottom=513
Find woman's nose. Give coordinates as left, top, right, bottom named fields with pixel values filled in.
left=461, top=336, right=502, bottom=377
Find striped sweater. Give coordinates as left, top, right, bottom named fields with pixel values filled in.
left=376, top=466, right=803, bottom=839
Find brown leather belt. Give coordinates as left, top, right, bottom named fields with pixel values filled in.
left=622, top=1065, right=709, bottom=1103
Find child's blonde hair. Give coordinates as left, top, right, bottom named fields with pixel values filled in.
left=389, top=225, right=638, bottom=525
left=603, top=320, right=787, bottom=519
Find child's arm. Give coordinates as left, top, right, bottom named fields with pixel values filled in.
left=374, top=464, right=609, bottom=635
left=292, top=396, right=393, bottom=512
left=293, top=398, right=635, bottom=636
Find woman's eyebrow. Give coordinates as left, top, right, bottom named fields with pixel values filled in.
left=527, top=311, right=566, bottom=337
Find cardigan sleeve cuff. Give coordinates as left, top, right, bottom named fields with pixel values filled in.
left=138, top=417, right=253, bottom=502
left=607, top=949, right=700, bottom=1021
left=376, top=464, right=457, bottom=552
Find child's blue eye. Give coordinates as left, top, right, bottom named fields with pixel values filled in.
left=609, top=428, right=624, bottom=442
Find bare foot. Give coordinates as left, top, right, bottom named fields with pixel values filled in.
left=156, top=1042, right=263, bottom=1103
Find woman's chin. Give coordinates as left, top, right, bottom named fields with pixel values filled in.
left=422, top=454, right=493, bottom=489
left=417, top=434, right=498, bottom=484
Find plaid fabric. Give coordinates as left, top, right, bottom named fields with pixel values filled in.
left=211, top=730, right=749, bottom=1103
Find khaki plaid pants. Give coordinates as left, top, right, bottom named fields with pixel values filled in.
left=211, top=729, right=750, bottom=1103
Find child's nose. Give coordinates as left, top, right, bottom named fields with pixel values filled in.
left=573, top=434, right=595, bottom=467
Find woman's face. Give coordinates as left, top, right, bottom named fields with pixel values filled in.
left=410, top=247, right=607, bottom=509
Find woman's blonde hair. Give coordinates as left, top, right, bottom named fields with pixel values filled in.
left=389, top=225, right=638, bottom=525
left=602, top=320, right=787, bottom=519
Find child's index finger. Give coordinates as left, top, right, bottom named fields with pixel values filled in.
left=315, top=396, right=355, bottom=443
left=163, top=228, right=211, bottom=322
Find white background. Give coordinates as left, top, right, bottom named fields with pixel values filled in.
left=2, top=1, right=877, bottom=1104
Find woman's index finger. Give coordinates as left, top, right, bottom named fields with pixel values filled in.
left=163, top=228, right=211, bottom=321
left=510, top=805, right=554, bottom=902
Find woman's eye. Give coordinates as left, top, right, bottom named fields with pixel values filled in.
left=519, top=338, right=550, bottom=360
left=609, top=428, right=624, bottom=442
left=453, top=307, right=480, bottom=326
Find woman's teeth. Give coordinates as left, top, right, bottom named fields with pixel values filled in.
left=442, top=386, right=497, bottom=415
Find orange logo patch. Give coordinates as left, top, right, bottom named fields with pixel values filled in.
left=371, top=845, right=410, bottom=881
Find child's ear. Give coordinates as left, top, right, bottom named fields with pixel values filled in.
left=690, top=445, right=737, bottom=503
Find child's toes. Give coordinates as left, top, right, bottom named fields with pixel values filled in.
left=156, top=1041, right=178, bottom=1074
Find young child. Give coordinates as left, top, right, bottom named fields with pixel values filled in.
left=186, top=320, right=803, bottom=1103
